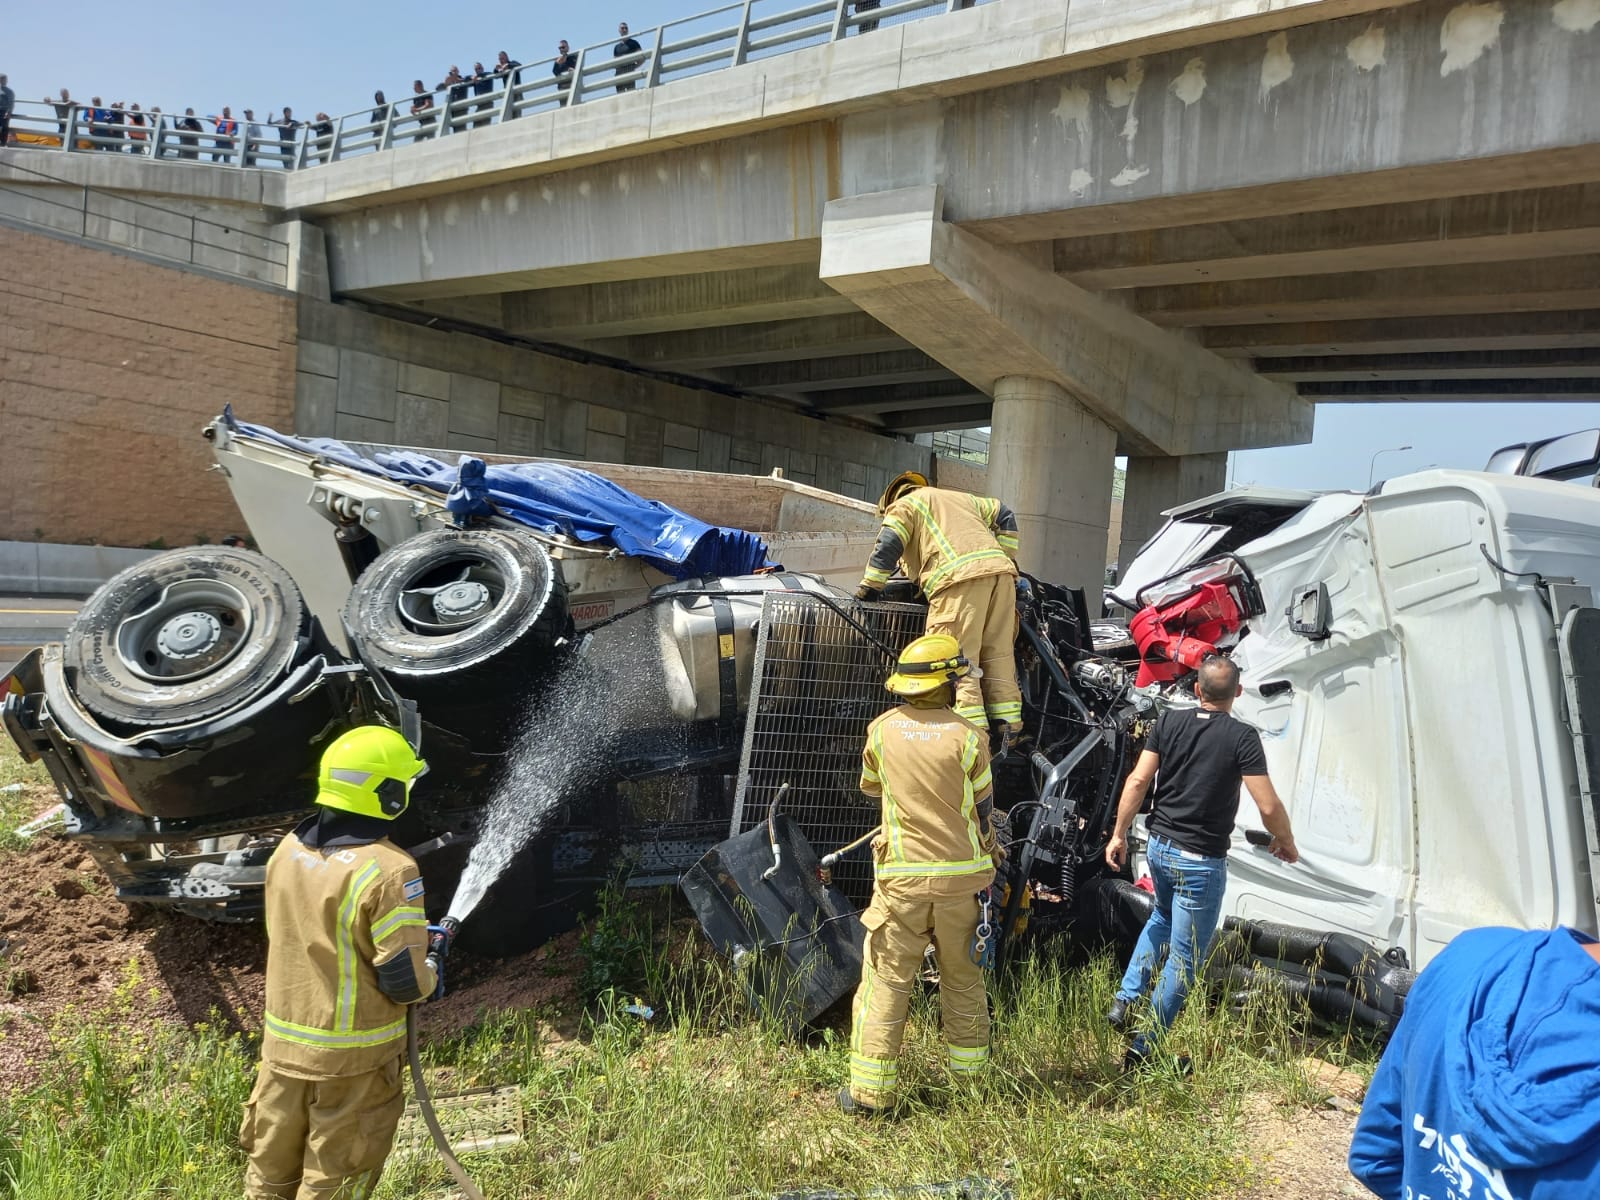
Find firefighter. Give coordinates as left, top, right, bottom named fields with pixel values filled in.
left=856, top=470, right=1023, bottom=745
left=841, top=633, right=1001, bottom=1115
left=240, top=725, right=449, bottom=1200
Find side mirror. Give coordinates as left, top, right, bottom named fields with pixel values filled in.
left=1286, top=583, right=1331, bottom=640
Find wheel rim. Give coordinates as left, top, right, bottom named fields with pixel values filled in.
left=115, top=579, right=254, bottom=683
left=396, top=559, right=510, bottom=634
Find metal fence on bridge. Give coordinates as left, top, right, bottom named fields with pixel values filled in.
left=2, top=0, right=987, bottom=173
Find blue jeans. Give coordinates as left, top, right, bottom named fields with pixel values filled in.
left=1115, top=835, right=1228, bottom=1045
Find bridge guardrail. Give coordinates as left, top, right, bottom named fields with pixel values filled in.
left=2, top=0, right=981, bottom=172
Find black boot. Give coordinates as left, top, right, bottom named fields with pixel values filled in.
left=1107, top=998, right=1129, bottom=1032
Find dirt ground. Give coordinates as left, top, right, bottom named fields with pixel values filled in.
left=0, top=780, right=582, bottom=1094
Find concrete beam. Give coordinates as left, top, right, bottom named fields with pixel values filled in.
left=1053, top=185, right=1600, bottom=290
left=1259, top=349, right=1600, bottom=383
left=879, top=404, right=993, bottom=435
left=713, top=350, right=952, bottom=395
left=818, top=186, right=1309, bottom=457
left=578, top=312, right=909, bottom=368
left=953, top=0, right=1600, bottom=242
left=1139, top=256, right=1600, bottom=328
left=1207, top=311, right=1600, bottom=359
left=809, top=381, right=986, bottom=416
left=1299, top=380, right=1600, bottom=402
left=501, top=265, right=854, bottom=341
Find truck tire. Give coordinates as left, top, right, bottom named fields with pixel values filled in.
left=63, top=547, right=309, bottom=729
left=345, top=528, right=568, bottom=678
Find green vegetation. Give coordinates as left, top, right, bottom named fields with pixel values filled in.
left=0, top=739, right=53, bottom=854
left=0, top=878, right=1377, bottom=1200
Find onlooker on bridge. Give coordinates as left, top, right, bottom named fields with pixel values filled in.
left=470, top=62, right=494, bottom=128
left=0, top=76, right=13, bottom=148
left=494, top=51, right=521, bottom=115
left=88, top=97, right=113, bottom=150
left=494, top=50, right=521, bottom=87
left=410, top=81, right=435, bottom=141
left=854, top=0, right=879, bottom=34
left=439, top=66, right=469, bottom=133
left=49, top=88, right=72, bottom=141
left=210, top=107, right=238, bottom=163
left=242, top=109, right=266, bottom=167
left=176, top=108, right=203, bottom=160
left=370, top=90, right=391, bottom=136
left=276, top=107, right=300, bottom=167
left=613, top=23, right=644, bottom=93
left=108, top=102, right=126, bottom=152
left=552, top=40, right=576, bottom=105
left=127, top=103, right=148, bottom=154
left=311, top=113, right=333, bottom=164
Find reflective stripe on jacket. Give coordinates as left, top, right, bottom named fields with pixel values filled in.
left=860, top=703, right=996, bottom=890
left=261, top=828, right=434, bottom=1076
left=863, top=486, right=1018, bottom=595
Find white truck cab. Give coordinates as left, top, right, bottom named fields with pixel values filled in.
left=1125, top=469, right=1600, bottom=969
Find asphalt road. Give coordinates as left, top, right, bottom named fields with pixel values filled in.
left=0, top=597, right=80, bottom=677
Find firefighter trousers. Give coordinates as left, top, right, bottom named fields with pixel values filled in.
left=240, top=1057, right=405, bottom=1199
left=848, top=886, right=991, bottom=1107
left=925, top=572, right=1021, bottom=730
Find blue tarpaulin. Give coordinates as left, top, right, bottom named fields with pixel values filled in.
left=223, top=409, right=775, bottom=579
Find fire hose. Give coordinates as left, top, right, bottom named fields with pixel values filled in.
left=408, top=918, right=489, bottom=1200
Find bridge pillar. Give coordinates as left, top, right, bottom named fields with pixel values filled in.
left=1114, top=453, right=1229, bottom=583
left=989, top=376, right=1116, bottom=592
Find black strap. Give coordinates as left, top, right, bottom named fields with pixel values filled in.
left=711, top=594, right=738, bottom=739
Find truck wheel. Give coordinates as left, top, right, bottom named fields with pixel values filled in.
left=63, top=548, right=309, bottom=728
left=345, top=527, right=568, bottom=674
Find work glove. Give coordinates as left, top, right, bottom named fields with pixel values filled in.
left=854, top=583, right=883, bottom=602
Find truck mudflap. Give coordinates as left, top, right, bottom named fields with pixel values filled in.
left=1558, top=606, right=1600, bottom=923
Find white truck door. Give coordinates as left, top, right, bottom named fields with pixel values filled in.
left=1223, top=504, right=1416, bottom=956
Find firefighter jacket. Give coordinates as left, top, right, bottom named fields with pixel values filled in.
left=260, top=816, right=436, bottom=1077
left=862, top=487, right=1019, bottom=597
left=860, top=703, right=997, bottom=895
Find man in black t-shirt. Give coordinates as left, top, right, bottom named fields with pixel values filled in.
left=1104, top=656, right=1298, bottom=1070
left=613, top=23, right=644, bottom=93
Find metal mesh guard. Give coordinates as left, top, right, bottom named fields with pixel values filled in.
left=733, top=595, right=927, bottom=904
left=393, top=1083, right=524, bottom=1159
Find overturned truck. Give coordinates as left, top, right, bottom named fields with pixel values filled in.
left=4, top=414, right=1597, bottom=1034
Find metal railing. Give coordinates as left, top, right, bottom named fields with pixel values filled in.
left=2, top=0, right=984, bottom=172
left=0, top=157, right=290, bottom=286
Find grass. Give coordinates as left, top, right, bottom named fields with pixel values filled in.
left=0, top=874, right=1379, bottom=1200
left=0, top=739, right=54, bottom=855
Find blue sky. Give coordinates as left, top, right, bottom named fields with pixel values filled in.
left=9, top=3, right=1596, bottom=493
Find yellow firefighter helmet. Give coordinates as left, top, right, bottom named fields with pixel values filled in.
left=885, top=632, right=974, bottom=698
left=316, top=725, right=428, bottom=820
left=877, top=470, right=930, bottom=516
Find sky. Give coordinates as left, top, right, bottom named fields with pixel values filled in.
left=1228, top=402, right=1600, bottom=493
left=6, top=1, right=692, bottom=118
left=8, top=4, right=1596, bottom=492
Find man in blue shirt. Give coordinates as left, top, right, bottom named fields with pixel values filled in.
left=1350, top=925, right=1600, bottom=1199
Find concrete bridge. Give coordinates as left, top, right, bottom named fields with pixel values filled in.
left=4, top=0, right=1598, bottom=587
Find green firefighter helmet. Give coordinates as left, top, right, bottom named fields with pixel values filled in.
left=885, top=632, right=973, bottom=698
left=877, top=469, right=929, bottom=516
left=316, top=725, right=428, bottom=820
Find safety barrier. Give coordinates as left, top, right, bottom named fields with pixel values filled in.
left=2, top=0, right=983, bottom=171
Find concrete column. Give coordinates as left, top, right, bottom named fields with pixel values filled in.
left=987, top=376, right=1117, bottom=592
left=1115, top=452, right=1228, bottom=579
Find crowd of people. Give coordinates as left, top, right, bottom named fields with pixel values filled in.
left=4, top=21, right=679, bottom=168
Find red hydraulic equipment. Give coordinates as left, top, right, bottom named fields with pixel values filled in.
left=1128, top=565, right=1263, bottom=688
